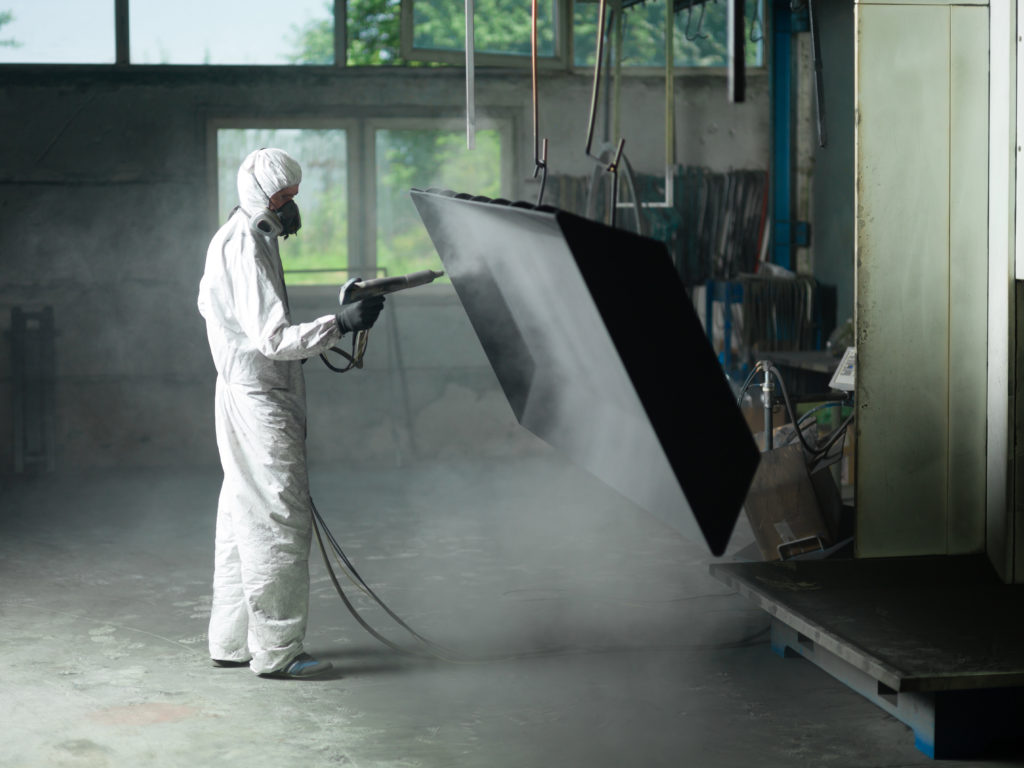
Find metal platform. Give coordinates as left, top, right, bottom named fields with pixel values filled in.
left=710, top=555, right=1024, bottom=759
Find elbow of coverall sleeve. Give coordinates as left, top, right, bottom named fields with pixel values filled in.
left=255, top=331, right=297, bottom=361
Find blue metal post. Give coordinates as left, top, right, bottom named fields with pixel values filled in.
left=771, top=0, right=794, bottom=270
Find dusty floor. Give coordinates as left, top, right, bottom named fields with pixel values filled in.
left=0, top=454, right=1013, bottom=767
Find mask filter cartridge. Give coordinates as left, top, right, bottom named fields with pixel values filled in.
left=250, top=200, right=302, bottom=239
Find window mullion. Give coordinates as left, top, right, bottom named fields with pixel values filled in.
left=348, top=121, right=374, bottom=275
left=335, top=0, right=347, bottom=66
left=562, top=0, right=573, bottom=72
left=115, top=0, right=129, bottom=64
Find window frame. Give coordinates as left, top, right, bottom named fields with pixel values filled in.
left=570, top=0, right=766, bottom=74
left=366, top=115, right=515, bottom=278
left=208, top=112, right=514, bottom=288
left=399, top=0, right=767, bottom=75
left=399, top=0, right=572, bottom=69
left=4, top=0, right=765, bottom=72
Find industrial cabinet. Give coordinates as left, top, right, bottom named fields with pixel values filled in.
left=854, top=0, right=989, bottom=558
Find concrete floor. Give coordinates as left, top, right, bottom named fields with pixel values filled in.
left=0, top=453, right=1011, bottom=767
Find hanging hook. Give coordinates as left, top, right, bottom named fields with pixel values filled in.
left=530, top=0, right=548, bottom=205
left=533, top=139, right=549, bottom=206
left=686, top=2, right=709, bottom=42
left=584, top=0, right=611, bottom=162
left=583, top=0, right=630, bottom=226
left=750, top=0, right=764, bottom=43
left=697, top=1, right=711, bottom=39
left=465, top=0, right=476, bottom=149
left=684, top=6, right=698, bottom=41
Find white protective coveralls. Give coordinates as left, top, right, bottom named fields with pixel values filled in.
left=198, top=148, right=342, bottom=674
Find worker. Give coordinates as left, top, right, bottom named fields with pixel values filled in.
left=198, top=147, right=384, bottom=678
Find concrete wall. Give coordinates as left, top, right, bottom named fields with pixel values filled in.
left=0, top=65, right=770, bottom=473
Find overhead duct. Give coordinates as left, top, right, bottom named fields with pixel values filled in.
left=411, top=188, right=760, bottom=556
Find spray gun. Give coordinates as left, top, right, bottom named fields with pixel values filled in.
left=339, top=269, right=445, bottom=306
left=323, top=269, right=445, bottom=373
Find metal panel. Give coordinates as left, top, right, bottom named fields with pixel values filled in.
left=1016, top=283, right=1024, bottom=579
left=947, top=5, right=989, bottom=553
left=1017, top=2, right=1024, bottom=282
left=855, top=4, right=951, bottom=556
left=410, top=189, right=760, bottom=556
left=988, top=0, right=1015, bottom=581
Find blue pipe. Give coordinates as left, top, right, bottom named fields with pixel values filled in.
left=771, top=0, right=794, bottom=270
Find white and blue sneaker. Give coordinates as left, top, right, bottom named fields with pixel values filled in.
left=261, top=653, right=333, bottom=679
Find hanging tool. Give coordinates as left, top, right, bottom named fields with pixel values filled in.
left=320, top=269, right=444, bottom=373
left=465, top=0, right=476, bottom=149
left=583, top=0, right=628, bottom=227
left=531, top=0, right=549, bottom=205
left=685, top=2, right=709, bottom=41
left=807, top=0, right=827, bottom=147
left=608, top=0, right=678, bottom=223
left=584, top=0, right=627, bottom=175
left=761, top=365, right=774, bottom=450
left=339, top=269, right=445, bottom=305
left=749, top=0, right=764, bottom=42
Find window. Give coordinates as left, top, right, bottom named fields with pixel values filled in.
left=402, top=0, right=560, bottom=66
left=0, top=0, right=763, bottom=68
left=574, top=0, right=765, bottom=69
left=403, top=0, right=765, bottom=71
left=216, top=118, right=507, bottom=285
left=131, top=0, right=329, bottom=65
left=0, top=1, right=115, bottom=63
left=217, top=128, right=349, bottom=285
left=375, top=125, right=504, bottom=277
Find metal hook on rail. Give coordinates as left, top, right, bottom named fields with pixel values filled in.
left=584, top=0, right=610, bottom=164
left=686, top=1, right=710, bottom=41
left=531, top=0, right=549, bottom=205
left=607, top=138, right=626, bottom=226
left=749, top=0, right=764, bottom=42
left=583, top=0, right=630, bottom=227
left=533, top=139, right=549, bottom=207
left=583, top=0, right=624, bottom=177
left=465, top=0, right=476, bottom=149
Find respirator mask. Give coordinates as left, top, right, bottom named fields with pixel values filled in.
left=250, top=199, right=302, bottom=239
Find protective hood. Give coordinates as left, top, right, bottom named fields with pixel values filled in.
left=237, top=148, right=303, bottom=216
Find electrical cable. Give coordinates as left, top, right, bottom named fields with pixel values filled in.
left=530, top=0, right=549, bottom=206
left=736, top=360, right=854, bottom=462
left=813, top=410, right=855, bottom=456
left=779, top=400, right=852, bottom=460
left=312, top=498, right=564, bottom=663
left=312, top=509, right=437, bottom=660
left=793, top=399, right=846, bottom=426
left=319, top=330, right=369, bottom=373
left=310, top=498, right=770, bottom=662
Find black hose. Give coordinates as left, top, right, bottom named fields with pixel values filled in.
left=310, top=498, right=771, bottom=663
left=736, top=360, right=853, bottom=462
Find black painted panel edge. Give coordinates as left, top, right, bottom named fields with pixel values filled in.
left=554, top=210, right=760, bottom=554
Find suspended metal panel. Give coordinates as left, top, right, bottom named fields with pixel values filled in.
left=411, top=189, right=760, bottom=556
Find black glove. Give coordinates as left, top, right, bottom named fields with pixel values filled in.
left=336, top=295, right=385, bottom=334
